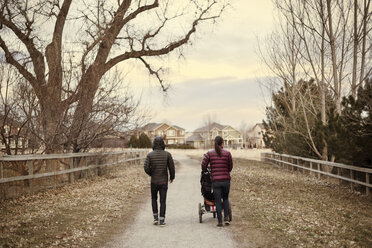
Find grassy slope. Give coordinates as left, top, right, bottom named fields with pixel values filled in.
left=230, top=158, right=372, bottom=247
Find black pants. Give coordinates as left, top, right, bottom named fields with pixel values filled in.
left=151, top=183, right=168, bottom=218
left=212, top=180, right=230, bottom=223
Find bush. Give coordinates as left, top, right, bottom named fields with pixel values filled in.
left=127, top=135, right=139, bottom=148
left=128, top=133, right=152, bottom=148
left=138, top=133, right=152, bottom=148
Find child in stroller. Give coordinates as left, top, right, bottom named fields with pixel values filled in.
left=198, top=169, right=232, bottom=223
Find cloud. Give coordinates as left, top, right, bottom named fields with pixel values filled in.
left=117, top=0, right=277, bottom=131
left=143, top=76, right=267, bottom=131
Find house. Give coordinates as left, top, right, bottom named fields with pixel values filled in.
left=246, top=123, right=266, bottom=148
left=0, top=123, right=29, bottom=153
left=141, top=122, right=186, bottom=145
left=185, top=133, right=205, bottom=149
left=187, top=122, right=243, bottom=149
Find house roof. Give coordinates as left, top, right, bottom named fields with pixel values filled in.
left=172, top=125, right=185, bottom=130
left=141, top=122, right=185, bottom=131
left=194, top=122, right=227, bottom=132
left=186, top=133, right=204, bottom=142
left=252, top=123, right=265, bottom=130
left=141, top=122, right=163, bottom=131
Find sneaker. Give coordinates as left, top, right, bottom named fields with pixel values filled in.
left=224, top=216, right=230, bottom=225
left=153, top=213, right=159, bottom=225
left=159, top=219, right=166, bottom=227
left=217, top=222, right=223, bottom=228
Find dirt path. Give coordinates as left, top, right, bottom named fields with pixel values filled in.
left=104, top=154, right=236, bottom=248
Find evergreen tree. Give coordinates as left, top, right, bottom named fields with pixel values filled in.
left=339, top=79, right=372, bottom=167
left=138, top=133, right=152, bottom=148
left=264, top=78, right=372, bottom=167
left=128, top=135, right=139, bottom=148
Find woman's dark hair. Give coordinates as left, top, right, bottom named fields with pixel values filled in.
left=214, top=136, right=224, bottom=156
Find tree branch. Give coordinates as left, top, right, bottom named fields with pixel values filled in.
left=138, top=57, right=167, bottom=91
left=0, top=36, right=38, bottom=91
left=0, top=10, right=45, bottom=84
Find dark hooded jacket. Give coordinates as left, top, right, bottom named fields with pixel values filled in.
left=144, top=137, right=175, bottom=184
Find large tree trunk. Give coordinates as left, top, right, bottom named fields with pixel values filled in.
left=40, top=94, right=64, bottom=154
left=68, top=67, right=102, bottom=152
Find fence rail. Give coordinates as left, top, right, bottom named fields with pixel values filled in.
left=261, top=152, right=372, bottom=196
left=0, top=149, right=149, bottom=200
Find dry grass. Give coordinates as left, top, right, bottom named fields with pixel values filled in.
left=0, top=163, right=149, bottom=248
left=230, top=158, right=372, bottom=247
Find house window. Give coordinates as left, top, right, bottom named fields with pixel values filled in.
left=168, top=139, right=174, bottom=144
left=180, top=130, right=184, bottom=135
left=167, top=130, right=175, bottom=136
left=258, top=132, right=261, bottom=135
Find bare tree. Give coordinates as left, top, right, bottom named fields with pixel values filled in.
left=0, top=62, right=32, bottom=154
left=238, top=121, right=251, bottom=149
left=65, top=69, right=145, bottom=152
left=0, top=0, right=228, bottom=153
left=202, top=113, right=217, bottom=149
left=260, top=0, right=372, bottom=160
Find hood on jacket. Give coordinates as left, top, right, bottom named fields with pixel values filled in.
left=152, top=136, right=165, bottom=150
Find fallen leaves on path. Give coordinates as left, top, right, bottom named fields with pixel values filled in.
left=0, top=163, right=149, bottom=247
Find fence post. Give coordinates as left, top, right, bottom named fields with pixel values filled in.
left=96, top=155, right=100, bottom=176
left=366, top=172, right=370, bottom=196
left=310, top=161, right=313, bottom=177
left=27, top=160, right=33, bottom=193
left=69, top=157, right=74, bottom=183
left=317, top=163, right=321, bottom=179
left=53, top=160, right=57, bottom=190
left=280, top=154, right=282, bottom=167
left=337, top=167, right=341, bottom=186
left=350, top=170, right=354, bottom=191
left=131, top=151, right=134, bottom=166
left=0, top=161, right=3, bottom=179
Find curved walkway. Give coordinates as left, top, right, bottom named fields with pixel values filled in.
left=105, top=154, right=236, bottom=248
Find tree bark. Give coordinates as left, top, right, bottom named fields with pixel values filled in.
left=359, top=0, right=371, bottom=85
left=326, top=0, right=341, bottom=115
left=351, top=0, right=358, bottom=98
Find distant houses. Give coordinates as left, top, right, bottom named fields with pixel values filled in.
left=186, top=122, right=243, bottom=149
left=0, top=123, right=29, bottom=154
left=140, top=122, right=186, bottom=145
left=246, top=123, right=266, bottom=148
left=136, top=121, right=267, bottom=149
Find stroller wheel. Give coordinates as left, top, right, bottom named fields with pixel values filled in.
left=198, top=203, right=203, bottom=223
left=229, top=202, right=232, bottom=221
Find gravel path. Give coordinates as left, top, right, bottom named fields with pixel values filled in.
left=105, top=153, right=236, bottom=248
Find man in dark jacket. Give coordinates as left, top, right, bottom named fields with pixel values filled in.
left=144, top=136, right=175, bottom=227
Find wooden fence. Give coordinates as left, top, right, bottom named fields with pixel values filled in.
left=261, top=152, right=372, bottom=196
left=0, top=149, right=148, bottom=200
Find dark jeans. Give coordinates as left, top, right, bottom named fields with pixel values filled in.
left=212, top=180, right=230, bottom=223
left=151, top=183, right=168, bottom=218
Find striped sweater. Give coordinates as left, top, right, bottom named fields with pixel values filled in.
left=201, top=149, right=233, bottom=182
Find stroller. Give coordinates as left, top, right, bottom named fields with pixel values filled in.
left=198, top=169, right=232, bottom=223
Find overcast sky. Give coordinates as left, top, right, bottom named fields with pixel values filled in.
left=124, top=0, right=275, bottom=132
